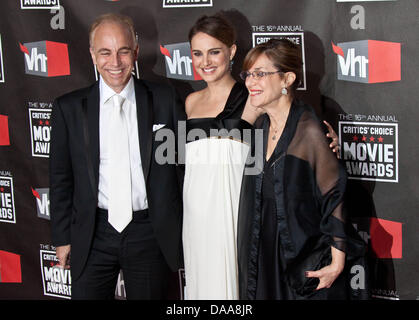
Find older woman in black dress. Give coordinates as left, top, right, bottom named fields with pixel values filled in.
left=237, top=38, right=353, bottom=299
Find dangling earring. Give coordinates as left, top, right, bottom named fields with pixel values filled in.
left=281, top=87, right=288, bottom=95
left=229, top=60, right=234, bottom=71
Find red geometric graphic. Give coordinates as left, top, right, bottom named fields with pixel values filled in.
left=370, top=217, right=402, bottom=259
left=31, top=187, right=41, bottom=199
left=0, top=115, right=10, bottom=146
left=160, top=45, right=171, bottom=58
left=0, top=250, right=22, bottom=283
left=331, top=41, right=344, bottom=57
left=19, top=42, right=29, bottom=55
left=45, top=41, right=70, bottom=77
left=368, top=40, right=401, bottom=83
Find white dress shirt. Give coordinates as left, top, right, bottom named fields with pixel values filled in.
left=97, top=76, right=148, bottom=211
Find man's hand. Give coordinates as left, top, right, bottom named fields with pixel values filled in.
left=56, top=245, right=71, bottom=269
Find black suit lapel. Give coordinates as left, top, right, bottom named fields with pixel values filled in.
left=81, top=82, right=100, bottom=199
left=134, top=79, right=153, bottom=184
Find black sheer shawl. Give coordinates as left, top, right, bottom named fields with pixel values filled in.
left=285, top=107, right=347, bottom=253
left=238, top=99, right=366, bottom=299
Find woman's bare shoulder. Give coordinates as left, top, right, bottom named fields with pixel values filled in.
left=185, top=89, right=205, bottom=117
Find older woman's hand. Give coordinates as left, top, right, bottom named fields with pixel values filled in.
left=305, top=246, right=345, bottom=290
left=241, top=97, right=265, bottom=125
left=323, top=120, right=340, bottom=159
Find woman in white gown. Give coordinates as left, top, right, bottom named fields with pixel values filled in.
left=182, top=13, right=258, bottom=300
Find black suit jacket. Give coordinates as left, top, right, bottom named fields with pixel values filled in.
left=49, top=78, right=185, bottom=281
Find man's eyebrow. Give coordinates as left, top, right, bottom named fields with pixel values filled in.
left=97, top=48, right=111, bottom=53
left=95, top=47, right=133, bottom=53
left=118, top=47, right=133, bottom=52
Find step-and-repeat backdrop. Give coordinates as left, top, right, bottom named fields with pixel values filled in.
left=0, top=0, right=418, bottom=300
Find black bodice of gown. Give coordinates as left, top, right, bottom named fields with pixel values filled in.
left=185, top=82, right=252, bottom=142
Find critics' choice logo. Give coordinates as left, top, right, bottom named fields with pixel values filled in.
left=19, top=41, right=70, bottom=77
left=21, top=0, right=60, bottom=9
left=160, top=42, right=202, bottom=81
left=0, top=114, right=10, bottom=146
left=40, top=248, right=71, bottom=299
left=32, top=188, right=50, bottom=220
left=0, top=250, right=22, bottom=283
left=332, top=40, right=401, bottom=83
left=29, top=106, right=52, bottom=157
left=339, top=120, right=398, bottom=183
left=0, top=34, right=4, bottom=83
left=163, top=0, right=213, bottom=8
left=252, top=33, right=306, bottom=90
left=0, top=175, right=16, bottom=223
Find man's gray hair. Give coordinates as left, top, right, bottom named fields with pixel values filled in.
left=89, top=13, right=138, bottom=48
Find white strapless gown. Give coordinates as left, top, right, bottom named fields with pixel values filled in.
left=182, top=137, right=249, bottom=300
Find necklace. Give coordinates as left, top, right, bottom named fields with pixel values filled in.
left=270, top=125, right=278, bottom=140
left=267, top=102, right=291, bottom=141
left=269, top=117, right=280, bottom=140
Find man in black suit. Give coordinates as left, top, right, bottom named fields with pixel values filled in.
left=49, top=13, right=184, bottom=299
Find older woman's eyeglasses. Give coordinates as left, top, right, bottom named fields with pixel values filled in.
left=239, top=70, right=282, bottom=81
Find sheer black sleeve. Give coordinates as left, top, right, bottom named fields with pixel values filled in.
left=287, top=110, right=347, bottom=252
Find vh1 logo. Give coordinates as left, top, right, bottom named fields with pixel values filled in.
left=32, top=187, right=50, bottom=220
left=332, top=40, right=401, bottom=83
left=160, top=42, right=202, bottom=81
left=19, top=40, right=70, bottom=77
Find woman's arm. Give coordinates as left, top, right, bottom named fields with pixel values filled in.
left=241, top=96, right=264, bottom=125
left=298, top=113, right=347, bottom=290
left=305, top=246, right=345, bottom=290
